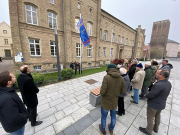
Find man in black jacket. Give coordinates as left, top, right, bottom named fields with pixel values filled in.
left=139, top=69, right=172, bottom=135
left=17, top=65, right=42, bottom=126
left=0, top=71, right=28, bottom=135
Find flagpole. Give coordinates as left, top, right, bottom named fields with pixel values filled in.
left=80, top=12, right=82, bottom=74
left=109, top=28, right=113, bottom=64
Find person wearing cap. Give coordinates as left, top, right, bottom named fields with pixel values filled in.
left=99, top=63, right=126, bottom=135
left=130, top=63, right=145, bottom=104
left=139, top=62, right=155, bottom=100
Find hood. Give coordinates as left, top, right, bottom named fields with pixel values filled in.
left=145, top=66, right=155, bottom=70
left=121, top=74, right=129, bottom=81
left=106, top=68, right=121, bottom=78
left=0, top=86, right=15, bottom=95
left=166, top=63, right=173, bottom=69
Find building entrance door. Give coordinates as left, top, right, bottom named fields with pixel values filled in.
left=4, top=50, right=11, bottom=57
left=119, top=49, right=123, bottom=59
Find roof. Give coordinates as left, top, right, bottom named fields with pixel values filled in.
left=167, top=39, right=180, bottom=44
left=0, top=21, right=10, bottom=27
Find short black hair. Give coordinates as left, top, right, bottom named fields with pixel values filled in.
left=159, top=69, right=169, bottom=78
left=21, top=67, right=28, bottom=73
left=0, top=71, right=11, bottom=87
left=163, top=59, right=168, bottom=63
left=152, top=61, right=158, bottom=65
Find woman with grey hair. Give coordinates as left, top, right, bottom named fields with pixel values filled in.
left=116, top=67, right=131, bottom=116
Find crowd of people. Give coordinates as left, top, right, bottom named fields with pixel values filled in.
left=0, top=58, right=173, bottom=135
left=99, top=58, right=173, bottom=135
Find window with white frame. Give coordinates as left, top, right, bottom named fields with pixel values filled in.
left=126, top=38, right=128, bottom=45
left=48, top=12, right=57, bottom=29
left=50, top=0, right=54, bottom=4
left=132, top=41, right=134, bottom=46
left=75, top=18, right=80, bottom=33
left=29, top=39, right=40, bottom=56
left=103, top=47, right=106, bottom=57
left=124, top=50, right=127, bottom=57
left=78, top=2, right=80, bottom=9
left=90, top=8, right=92, bottom=14
left=50, top=41, right=56, bottom=56
left=87, top=45, right=92, bottom=57
left=103, top=61, right=105, bottom=65
left=87, top=22, right=92, bottom=36
left=111, top=33, right=114, bottom=42
left=117, top=35, right=120, bottom=44
left=99, top=29, right=102, bottom=39
left=4, top=39, right=8, bottom=44
left=53, top=65, right=57, bottom=69
left=98, top=47, right=100, bottom=57
left=76, top=43, right=81, bottom=57
left=121, top=37, right=124, bottom=44
left=88, top=63, right=91, bottom=67
left=25, top=5, right=38, bottom=25
left=33, top=66, right=42, bottom=70
left=110, top=48, right=113, bottom=57
left=104, top=30, right=107, bottom=41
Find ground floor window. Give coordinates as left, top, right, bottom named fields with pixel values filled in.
left=53, top=65, right=57, bottom=69
left=33, top=65, right=42, bottom=70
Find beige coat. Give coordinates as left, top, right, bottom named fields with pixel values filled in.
left=131, top=68, right=145, bottom=89
left=151, top=65, right=159, bottom=83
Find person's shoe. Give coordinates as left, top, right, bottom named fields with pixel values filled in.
left=108, top=124, right=113, bottom=135
left=131, top=96, right=134, bottom=99
left=31, top=121, right=43, bottom=126
left=153, top=129, right=158, bottom=133
left=139, top=127, right=151, bottom=135
left=99, top=124, right=106, bottom=135
left=116, top=111, right=122, bottom=116
left=130, top=100, right=138, bottom=104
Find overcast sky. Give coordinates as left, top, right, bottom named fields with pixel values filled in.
left=1, top=0, right=180, bottom=45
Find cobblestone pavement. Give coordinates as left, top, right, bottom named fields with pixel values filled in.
left=0, top=60, right=15, bottom=74
left=0, top=59, right=180, bottom=135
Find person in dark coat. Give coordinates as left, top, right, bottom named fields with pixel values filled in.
left=160, top=59, right=173, bottom=80
left=139, top=69, right=172, bottom=135
left=0, top=71, right=28, bottom=135
left=17, top=65, right=42, bottom=126
left=128, top=59, right=138, bottom=81
left=74, top=61, right=79, bottom=75
left=116, top=67, right=131, bottom=116
left=70, top=61, right=74, bottom=69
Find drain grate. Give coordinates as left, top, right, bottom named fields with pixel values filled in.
left=85, top=79, right=98, bottom=84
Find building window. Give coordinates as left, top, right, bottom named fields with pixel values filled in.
left=78, top=2, right=80, bottom=9
left=33, top=66, right=42, bottom=70
left=110, top=48, right=113, bottom=57
left=53, top=65, right=57, bottom=69
left=4, top=39, right=8, bottom=44
left=103, top=47, right=106, bottom=57
left=87, top=22, right=92, bottom=36
left=90, top=8, right=92, bottom=14
left=50, top=41, right=56, bottom=56
left=104, top=30, right=107, bottom=41
left=126, top=38, right=128, bottom=45
left=76, top=43, right=81, bottom=57
left=87, top=45, right=92, bottom=57
left=98, top=47, right=100, bottom=57
left=88, top=63, right=91, bottom=67
left=121, top=37, right=124, bottom=44
left=29, top=39, right=40, bottom=56
left=117, top=35, right=120, bottom=44
left=111, top=33, right=114, bottom=42
left=75, top=18, right=80, bottom=33
left=25, top=5, right=38, bottom=25
left=132, top=41, right=134, bottom=46
left=103, top=61, right=105, bottom=65
left=48, top=12, right=57, bottom=29
left=106, top=22, right=107, bottom=27
left=99, top=29, right=102, bottom=39
left=50, top=0, right=54, bottom=4
left=124, top=50, right=127, bottom=57
left=3, top=30, right=7, bottom=34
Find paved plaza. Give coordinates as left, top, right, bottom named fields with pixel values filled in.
left=0, top=59, right=180, bottom=135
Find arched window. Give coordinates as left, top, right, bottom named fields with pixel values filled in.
left=48, top=12, right=57, bottom=29
left=87, top=22, right=92, bottom=36
left=25, top=5, right=38, bottom=25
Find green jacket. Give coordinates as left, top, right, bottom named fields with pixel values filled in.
left=100, top=68, right=126, bottom=110
left=143, top=66, right=155, bottom=87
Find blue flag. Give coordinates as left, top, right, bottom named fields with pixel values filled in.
left=76, top=18, right=90, bottom=47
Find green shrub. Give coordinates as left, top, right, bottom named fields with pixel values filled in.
left=15, top=73, right=45, bottom=87
left=61, top=68, right=74, bottom=79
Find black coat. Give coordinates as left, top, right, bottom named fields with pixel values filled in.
left=0, top=86, right=28, bottom=133
left=146, top=79, right=172, bottom=110
left=17, top=73, right=39, bottom=108
left=70, top=63, right=74, bottom=69
left=128, top=64, right=137, bottom=81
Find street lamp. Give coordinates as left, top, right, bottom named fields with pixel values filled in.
left=54, top=26, right=61, bottom=81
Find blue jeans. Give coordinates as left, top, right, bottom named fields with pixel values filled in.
left=101, top=106, right=116, bottom=131
left=133, top=88, right=139, bottom=103
left=9, top=126, right=25, bottom=135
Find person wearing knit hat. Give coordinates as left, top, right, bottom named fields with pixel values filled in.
left=99, top=63, right=126, bottom=135
left=130, top=63, right=145, bottom=104
left=139, top=61, right=155, bottom=100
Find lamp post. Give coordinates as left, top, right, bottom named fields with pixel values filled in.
left=54, top=26, right=61, bottom=81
